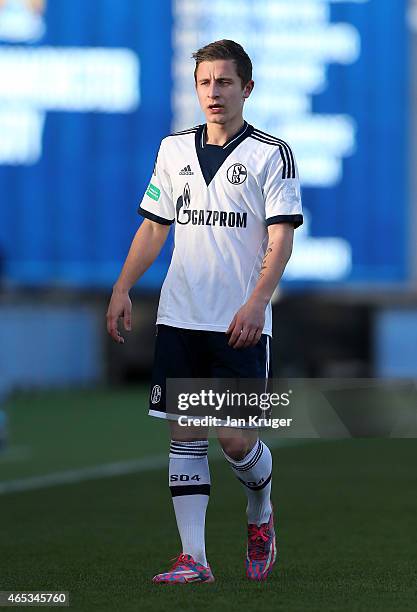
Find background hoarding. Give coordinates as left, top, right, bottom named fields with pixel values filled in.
left=0, top=0, right=410, bottom=289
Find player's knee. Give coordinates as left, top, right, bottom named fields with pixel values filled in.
left=169, top=420, right=208, bottom=441
left=221, top=436, right=252, bottom=460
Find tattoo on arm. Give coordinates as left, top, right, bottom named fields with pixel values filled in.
left=259, top=242, right=274, bottom=279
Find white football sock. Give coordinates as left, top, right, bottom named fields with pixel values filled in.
left=169, top=439, right=210, bottom=566
left=223, top=439, right=272, bottom=526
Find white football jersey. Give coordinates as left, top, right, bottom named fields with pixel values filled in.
left=138, top=122, right=303, bottom=337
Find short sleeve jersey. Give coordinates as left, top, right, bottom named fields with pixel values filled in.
left=138, top=122, right=303, bottom=337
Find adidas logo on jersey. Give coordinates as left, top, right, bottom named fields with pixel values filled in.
left=179, top=165, right=194, bottom=175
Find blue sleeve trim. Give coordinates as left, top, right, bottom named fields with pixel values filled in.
left=138, top=206, right=174, bottom=226
left=266, top=214, right=303, bottom=228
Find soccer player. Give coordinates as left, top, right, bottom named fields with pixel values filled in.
left=106, top=39, right=303, bottom=584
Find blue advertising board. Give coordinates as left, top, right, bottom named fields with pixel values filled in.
left=0, top=0, right=410, bottom=290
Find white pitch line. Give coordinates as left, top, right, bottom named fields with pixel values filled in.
left=0, top=438, right=307, bottom=496
left=0, top=455, right=168, bottom=495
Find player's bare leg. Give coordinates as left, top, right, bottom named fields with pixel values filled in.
left=153, top=422, right=213, bottom=584
left=217, top=426, right=276, bottom=581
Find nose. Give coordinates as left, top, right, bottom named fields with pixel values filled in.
left=207, top=80, right=220, bottom=99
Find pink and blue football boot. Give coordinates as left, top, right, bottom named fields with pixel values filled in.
left=246, top=510, right=277, bottom=581
left=152, top=553, right=215, bottom=584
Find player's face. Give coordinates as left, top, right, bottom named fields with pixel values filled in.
left=195, top=59, right=253, bottom=125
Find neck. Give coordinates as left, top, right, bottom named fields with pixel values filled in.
left=205, top=116, right=245, bottom=146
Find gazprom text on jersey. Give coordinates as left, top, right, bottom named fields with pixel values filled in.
left=177, top=209, right=247, bottom=227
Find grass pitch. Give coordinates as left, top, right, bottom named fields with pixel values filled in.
left=0, top=388, right=416, bottom=611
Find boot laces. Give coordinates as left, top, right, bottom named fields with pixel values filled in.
left=248, top=524, right=270, bottom=560
left=170, top=553, right=191, bottom=570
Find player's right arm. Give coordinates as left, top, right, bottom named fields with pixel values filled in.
left=106, top=219, right=170, bottom=344
left=107, top=138, right=175, bottom=344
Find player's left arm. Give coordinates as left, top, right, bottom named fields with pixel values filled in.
left=227, top=141, right=302, bottom=348
left=226, top=223, right=293, bottom=348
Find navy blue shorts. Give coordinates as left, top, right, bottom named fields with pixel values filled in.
left=148, top=324, right=272, bottom=419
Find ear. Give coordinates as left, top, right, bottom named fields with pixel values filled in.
left=243, top=80, right=254, bottom=99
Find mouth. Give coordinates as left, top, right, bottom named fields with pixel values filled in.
left=208, top=104, right=224, bottom=112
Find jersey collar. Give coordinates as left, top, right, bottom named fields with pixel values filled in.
left=198, top=120, right=252, bottom=150
left=195, top=121, right=254, bottom=186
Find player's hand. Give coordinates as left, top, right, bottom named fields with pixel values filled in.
left=106, top=288, right=132, bottom=344
left=225, top=298, right=266, bottom=349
